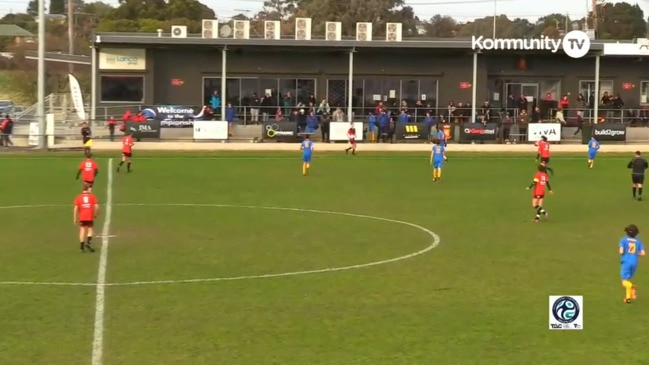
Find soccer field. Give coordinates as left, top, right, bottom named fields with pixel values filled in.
left=1, top=151, right=648, bottom=365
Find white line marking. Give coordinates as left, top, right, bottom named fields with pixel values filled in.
left=91, top=158, right=113, bottom=365
left=0, top=203, right=440, bottom=287
left=0, top=156, right=623, bottom=161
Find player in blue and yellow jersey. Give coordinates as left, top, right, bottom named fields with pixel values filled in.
left=587, top=135, right=600, bottom=169
left=620, top=224, right=645, bottom=303
left=300, top=135, right=314, bottom=176
left=430, top=138, right=447, bottom=182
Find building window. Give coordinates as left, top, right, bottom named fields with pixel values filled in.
left=640, top=81, right=649, bottom=104
left=202, top=77, right=241, bottom=106
left=579, top=80, right=614, bottom=104
left=100, top=76, right=144, bottom=103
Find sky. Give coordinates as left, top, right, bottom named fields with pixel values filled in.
left=0, top=0, right=648, bottom=22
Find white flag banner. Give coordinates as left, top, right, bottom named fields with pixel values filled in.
left=68, top=74, right=86, bottom=121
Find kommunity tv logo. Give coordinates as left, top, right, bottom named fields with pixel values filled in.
left=471, top=30, right=591, bottom=59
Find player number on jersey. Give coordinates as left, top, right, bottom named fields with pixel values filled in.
left=83, top=196, right=89, bottom=204
left=628, top=243, right=637, bottom=254
left=85, top=162, right=93, bottom=168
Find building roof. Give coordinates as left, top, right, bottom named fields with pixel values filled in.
left=93, top=32, right=609, bottom=53
left=0, top=24, right=33, bottom=37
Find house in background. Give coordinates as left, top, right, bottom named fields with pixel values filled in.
left=0, top=24, right=34, bottom=45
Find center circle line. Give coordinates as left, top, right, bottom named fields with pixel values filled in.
left=0, top=203, right=441, bottom=287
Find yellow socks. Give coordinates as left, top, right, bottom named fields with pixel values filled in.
left=623, top=280, right=634, bottom=300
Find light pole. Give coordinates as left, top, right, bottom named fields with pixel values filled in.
left=492, top=0, right=497, bottom=38
left=37, top=0, right=46, bottom=149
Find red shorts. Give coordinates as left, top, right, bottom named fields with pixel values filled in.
left=83, top=180, right=94, bottom=187
left=349, top=139, right=356, bottom=145
left=533, top=194, right=544, bottom=199
left=79, top=220, right=94, bottom=227
left=122, top=152, right=132, bottom=158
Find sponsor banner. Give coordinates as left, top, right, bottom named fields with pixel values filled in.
left=460, top=123, right=497, bottom=141
left=262, top=121, right=302, bottom=142
left=68, top=74, right=86, bottom=121
left=99, top=48, right=146, bottom=70
left=592, top=124, right=626, bottom=142
left=193, top=121, right=228, bottom=140
left=527, top=123, right=562, bottom=142
left=140, top=105, right=206, bottom=128
left=330, top=122, right=364, bottom=141
left=395, top=123, right=429, bottom=140
left=126, top=120, right=161, bottom=139
left=28, top=122, right=39, bottom=146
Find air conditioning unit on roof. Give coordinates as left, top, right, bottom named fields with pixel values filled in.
left=325, top=22, right=341, bottom=41
left=356, top=22, right=372, bottom=41
left=264, top=20, right=280, bottom=40
left=201, top=20, right=217, bottom=38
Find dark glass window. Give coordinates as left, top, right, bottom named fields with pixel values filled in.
left=100, top=76, right=144, bottom=103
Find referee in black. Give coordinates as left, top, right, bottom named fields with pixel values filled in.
left=628, top=151, right=649, bottom=201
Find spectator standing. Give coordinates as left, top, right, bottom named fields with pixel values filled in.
left=283, top=91, right=294, bottom=116
left=518, top=109, right=529, bottom=142
left=107, top=116, right=116, bottom=141
left=317, top=99, right=330, bottom=115
left=306, top=111, right=318, bottom=134
left=0, top=114, right=13, bottom=147
left=559, top=95, right=570, bottom=120
left=367, top=113, right=376, bottom=143
left=249, top=93, right=261, bottom=124
left=532, top=107, right=541, bottom=123
left=210, top=91, right=221, bottom=117
left=320, top=112, right=330, bottom=142
left=502, top=113, right=513, bottom=143
left=225, top=103, right=236, bottom=137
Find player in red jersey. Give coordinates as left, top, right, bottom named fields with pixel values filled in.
left=117, top=132, right=134, bottom=173
left=534, top=136, right=554, bottom=175
left=76, top=153, right=98, bottom=191
left=73, top=183, right=99, bottom=252
left=526, top=165, right=553, bottom=223
left=345, top=123, right=357, bottom=155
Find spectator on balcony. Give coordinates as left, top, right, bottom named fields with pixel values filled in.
left=502, top=113, right=513, bottom=143
left=306, top=94, right=316, bottom=106
left=481, top=101, right=492, bottom=122
left=559, top=95, right=570, bottom=120
left=518, top=109, right=529, bottom=141
left=317, top=99, right=330, bottom=115
left=532, top=106, right=541, bottom=123
left=378, top=110, right=390, bottom=143
left=249, top=93, right=261, bottom=124
left=398, top=110, right=410, bottom=123
left=283, top=91, right=294, bottom=116
left=210, top=91, right=221, bottom=116
left=601, top=91, right=611, bottom=106
left=275, top=108, right=283, bottom=122
left=332, top=108, right=344, bottom=122
left=306, top=111, right=318, bottom=134
left=517, top=94, right=528, bottom=115
left=506, top=94, right=516, bottom=116
left=375, top=101, right=384, bottom=116
left=573, top=110, right=584, bottom=136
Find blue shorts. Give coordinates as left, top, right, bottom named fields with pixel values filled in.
left=306, top=126, right=316, bottom=134
left=369, top=125, right=376, bottom=132
left=433, top=160, right=444, bottom=169
left=588, top=151, right=597, bottom=160
left=302, top=154, right=312, bottom=163
left=621, top=263, right=637, bottom=280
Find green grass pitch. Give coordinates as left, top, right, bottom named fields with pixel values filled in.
left=0, top=151, right=648, bottom=365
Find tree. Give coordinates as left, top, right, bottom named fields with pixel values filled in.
left=49, top=0, right=65, bottom=14
left=80, top=2, right=114, bottom=19
left=423, top=14, right=457, bottom=37
left=457, top=16, right=534, bottom=38
left=534, top=13, right=572, bottom=38
left=597, top=2, right=646, bottom=39
left=26, top=1, right=38, bottom=16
